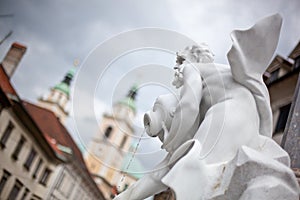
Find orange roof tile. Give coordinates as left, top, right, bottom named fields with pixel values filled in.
left=0, top=63, right=103, bottom=198
left=23, top=101, right=103, bottom=197
left=23, top=101, right=86, bottom=166
left=0, top=64, right=17, bottom=96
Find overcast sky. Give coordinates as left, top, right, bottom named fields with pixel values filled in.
left=0, top=0, right=299, bottom=170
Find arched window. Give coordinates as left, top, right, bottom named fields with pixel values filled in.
left=104, top=126, right=113, bottom=138
left=120, top=136, right=127, bottom=149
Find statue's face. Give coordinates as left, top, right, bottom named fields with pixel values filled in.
left=172, top=62, right=184, bottom=89
left=144, top=102, right=165, bottom=137
left=176, top=55, right=185, bottom=66
left=144, top=94, right=178, bottom=142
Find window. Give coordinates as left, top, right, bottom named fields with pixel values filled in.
left=269, top=68, right=279, bottom=83
left=0, top=121, right=14, bottom=149
left=294, top=57, right=300, bottom=69
left=58, top=92, right=63, bottom=100
left=21, top=188, right=30, bottom=200
left=39, top=168, right=51, bottom=186
left=104, top=126, right=113, bottom=138
left=8, top=179, right=23, bottom=200
left=120, top=136, right=127, bottom=149
left=32, top=159, right=43, bottom=179
left=0, top=169, right=11, bottom=195
left=24, top=148, right=37, bottom=170
left=12, top=135, right=26, bottom=160
left=30, top=194, right=42, bottom=200
left=275, top=103, right=291, bottom=133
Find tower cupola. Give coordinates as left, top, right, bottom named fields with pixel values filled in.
left=38, top=66, right=76, bottom=124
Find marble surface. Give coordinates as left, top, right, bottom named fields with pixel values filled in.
left=114, top=14, right=300, bottom=200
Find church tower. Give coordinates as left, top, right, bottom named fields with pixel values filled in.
left=85, top=85, right=139, bottom=199
left=37, top=67, right=76, bottom=124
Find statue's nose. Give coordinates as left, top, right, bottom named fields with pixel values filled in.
left=144, top=112, right=158, bottom=137
left=143, top=112, right=151, bottom=129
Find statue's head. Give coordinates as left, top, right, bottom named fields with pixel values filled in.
left=176, top=43, right=214, bottom=65
left=172, top=44, right=214, bottom=88
left=144, top=94, right=178, bottom=142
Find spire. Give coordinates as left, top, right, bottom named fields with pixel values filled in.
left=62, top=68, right=75, bottom=85
left=53, top=67, right=76, bottom=97
left=126, top=84, right=138, bottom=100
left=119, top=84, right=138, bottom=112
left=38, top=60, right=79, bottom=124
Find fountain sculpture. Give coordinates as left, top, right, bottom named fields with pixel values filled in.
left=114, top=14, right=300, bottom=200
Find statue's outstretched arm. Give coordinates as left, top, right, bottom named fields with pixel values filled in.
left=163, top=64, right=202, bottom=152
left=113, top=154, right=171, bottom=200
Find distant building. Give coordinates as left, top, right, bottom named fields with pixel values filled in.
left=35, top=65, right=105, bottom=199
left=38, top=67, right=76, bottom=125
left=264, top=41, right=300, bottom=144
left=0, top=64, right=63, bottom=200
left=24, top=102, right=104, bottom=200
left=85, top=85, right=144, bottom=199
left=0, top=43, right=105, bottom=200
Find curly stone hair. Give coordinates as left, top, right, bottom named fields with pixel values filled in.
left=176, top=43, right=215, bottom=64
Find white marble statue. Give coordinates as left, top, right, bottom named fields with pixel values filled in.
left=114, top=14, right=300, bottom=200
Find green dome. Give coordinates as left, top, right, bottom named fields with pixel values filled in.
left=119, top=97, right=136, bottom=112
left=130, top=84, right=138, bottom=93
left=54, top=82, right=70, bottom=96
left=53, top=67, right=76, bottom=97
left=67, top=67, right=76, bottom=77
left=118, top=84, right=138, bottom=112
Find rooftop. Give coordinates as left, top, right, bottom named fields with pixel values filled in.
left=23, top=101, right=84, bottom=164
left=0, top=64, right=17, bottom=96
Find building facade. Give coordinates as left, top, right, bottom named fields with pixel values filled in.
left=24, top=101, right=104, bottom=200
left=85, top=85, right=143, bottom=199
left=0, top=65, right=62, bottom=200
left=264, top=41, right=300, bottom=144
left=33, top=66, right=105, bottom=200
left=0, top=43, right=105, bottom=200
left=38, top=67, right=76, bottom=125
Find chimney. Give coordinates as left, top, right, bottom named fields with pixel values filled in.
left=1, top=42, right=27, bottom=78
